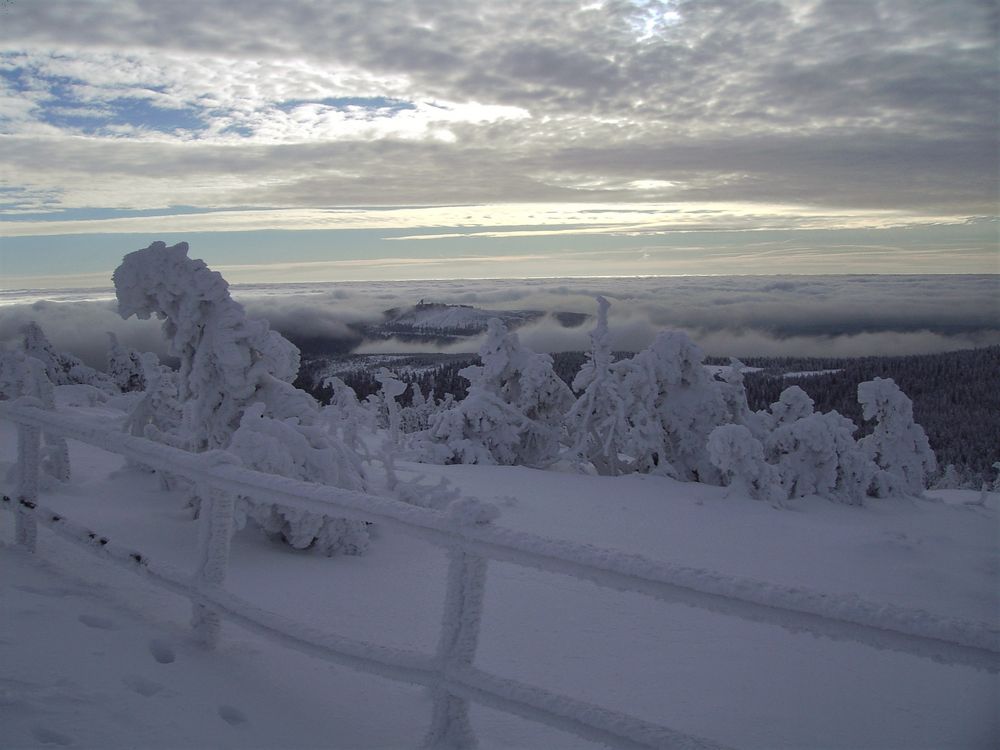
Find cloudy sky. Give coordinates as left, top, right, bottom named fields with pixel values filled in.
left=0, top=0, right=997, bottom=287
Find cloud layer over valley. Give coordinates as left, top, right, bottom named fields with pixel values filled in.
left=2, top=275, right=997, bottom=369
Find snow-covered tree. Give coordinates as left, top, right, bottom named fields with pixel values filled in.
left=759, top=385, right=815, bottom=434
left=229, top=404, right=369, bottom=556
left=765, top=411, right=874, bottom=505
left=617, top=331, right=728, bottom=482
left=565, top=296, right=631, bottom=475
left=707, top=423, right=780, bottom=503
left=422, top=319, right=572, bottom=466
left=106, top=332, right=147, bottom=392
left=857, top=377, right=936, bottom=497
left=0, top=348, right=70, bottom=482
left=21, top=322, right=117, bottom=394
left=715, top=358, right=757, bottom=430
left=400, top=382, right=437, bottom=434
left=113, top=241, right=368, bottom=553
left=114, top=241, right=311, bottom=451
left=374, top=368, right=407, bottom=447
left=123, top=352, right=183, bottom=444
left=321, top=377, right=372, bottom=457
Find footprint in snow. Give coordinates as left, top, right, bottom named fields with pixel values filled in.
left=122, top=674, right=164, bottom=697
left=148, top=639, right=176, bottom=664
left=31, top=726, right=74, bottom=746
left=218, top=705, right=248, bottom=726
left=77, top=614, right=117, bottom=630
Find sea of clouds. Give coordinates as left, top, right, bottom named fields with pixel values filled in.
left=1, top=275, right=998, bottom=368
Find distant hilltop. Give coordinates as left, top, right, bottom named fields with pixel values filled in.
left=367, top=301, right=588, bottom=342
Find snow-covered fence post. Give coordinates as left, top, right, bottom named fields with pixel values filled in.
left=422, top=499, right=499, bottom=749
left=191, top=483, right=236, bottom=648
left=15, top=423, right=40, bottom=552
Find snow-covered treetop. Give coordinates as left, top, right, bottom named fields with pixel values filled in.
left=858, top=377, right=914, bottom=424
left=114, top=241, right=299, bottom=389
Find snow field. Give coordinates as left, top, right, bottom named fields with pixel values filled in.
left=1, top=407, right=998, bottom=748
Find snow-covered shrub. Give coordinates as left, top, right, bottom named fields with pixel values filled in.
left=766, top=411, right=874, bottom=505
left=707, top=424, right=780, bottom=502
left=857, top=377, right=936, bottom=498
left=21, top=322, right=117, bottom=394
left=617, top=331, right=728, bottom=482
left=421, top=319, right=572, bottom=466
left=229, top=404, right=369, bottom=556
left=565, top=296, right=631, bottom=475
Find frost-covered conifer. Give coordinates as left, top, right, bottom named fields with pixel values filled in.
left=21, top=322, right=117, bottom=394
left=322, top=377, right=372, bottom=457
left=105, top=332, right=147, bottom=392
left=617, top=331, right=728, bottom=482
left=229, top=404, right=369, bottom=556
left=0, top=348, right=70, bottom=482
left=766, top=411, right=874, bottom=505
left=422, top=319, right=572, bottom=466
left=114, top=241, right=308, bottom=451
left=124, top=352, right=183, bottom=443
left=857, top=377, right=936, bottom=497
left=374, top=368, right=407, bottom=447
left=565, top=296, right=631, bottom=475
left=760, top=385, right=815, bottom=433
left=114, top=241, right=368, bottom=553
left=707, top=423, right=780, bottom=503
left=715, top=358, right=757, bottom=430
left=932, top=464, right=964, bottom=490
left=400, top=383, right=436, bottom=434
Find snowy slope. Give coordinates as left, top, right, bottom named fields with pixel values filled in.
left=1, top=411, right=997, bottom=749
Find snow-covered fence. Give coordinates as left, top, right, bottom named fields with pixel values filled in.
left=2, top=402, right=998, bottom=750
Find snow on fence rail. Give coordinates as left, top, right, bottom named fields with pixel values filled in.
left=2, top=402, right=998, bottom=749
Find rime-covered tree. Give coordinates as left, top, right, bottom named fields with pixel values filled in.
left=617, top=331, right=728, bottom=482
left=21, top=321, right=117, bottom=394
left=0, top=348, right=70, bottom=482
left=114, top=241, right=310, bottom=451
left=565, top=296, right=630, bottom=474
left=113, top=241, right=367, bottom=554
left=765, top=411, right=874, bottom=505
left=374, top=368, right=408, bottom=447
left=759, top=385, right=815, bottom=434
left=422, top=319, right=572, bottom=466
left=716, top=358, right=757, bottom=431
left=857, top=377, right=936, bottom=497
left=229, top=403, right=369, bottom=556
left=105, top=332, right=147, bottom=392
left=707, top=423, right=780, bottom=503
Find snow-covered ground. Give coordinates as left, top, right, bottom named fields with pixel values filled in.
left=1, top=411, right=997, bottom=749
